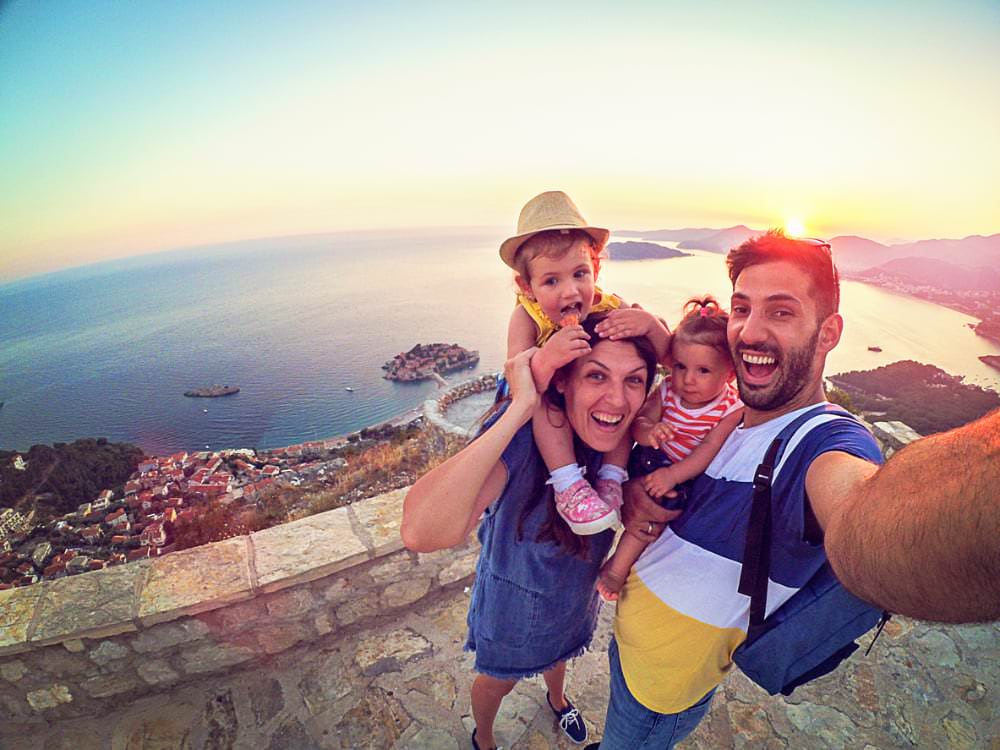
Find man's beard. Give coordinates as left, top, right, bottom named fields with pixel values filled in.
left=733, top=328, right=819, bottom=412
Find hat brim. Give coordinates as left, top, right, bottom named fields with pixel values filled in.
left=499, top=225, right=611, bottom=270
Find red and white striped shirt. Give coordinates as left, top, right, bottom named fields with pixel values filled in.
left=658, top=374, right=742, bottom=464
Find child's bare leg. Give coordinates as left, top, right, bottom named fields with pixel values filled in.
left=597, top=532, right=648, bottom=601
left=535, top=403, right=618, bottom=535
left=533, top=402, right=578, bottom=478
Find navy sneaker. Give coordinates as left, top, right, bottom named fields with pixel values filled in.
left=546, top=691, right=588, bottom=744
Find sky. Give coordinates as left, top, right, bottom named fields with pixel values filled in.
left=1, top=0, right=998, bottom=281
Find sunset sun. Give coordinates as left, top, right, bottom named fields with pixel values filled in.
left=785, top=218, right=806, bottom=237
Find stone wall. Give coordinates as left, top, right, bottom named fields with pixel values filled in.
left=423, top=373, right=497, bottom=438
left=0, top=488, right=478, bottom=722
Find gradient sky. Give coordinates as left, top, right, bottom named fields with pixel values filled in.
left=1, top=0, right=998, bottom=281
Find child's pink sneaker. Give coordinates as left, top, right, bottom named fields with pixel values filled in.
left=594, top=478, right=624, bottom=511
left=554, top=479, right=620, bottom=535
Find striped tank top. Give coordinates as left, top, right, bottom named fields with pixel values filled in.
left=659, top=374, right=741, bottom=464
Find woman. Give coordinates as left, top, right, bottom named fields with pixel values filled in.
left=402, top=315, right=658, bottom=750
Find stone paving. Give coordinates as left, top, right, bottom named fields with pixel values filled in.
left=5, top=581, right=997, bottom=750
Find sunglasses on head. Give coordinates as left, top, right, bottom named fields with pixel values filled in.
left=793, top=237, right=832, bottom=252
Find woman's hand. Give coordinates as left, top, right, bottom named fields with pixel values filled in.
left=621, top=479, right=681, bottom=543
left=505, top=347, right=542, bottom=423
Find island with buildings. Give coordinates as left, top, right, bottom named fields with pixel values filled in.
left=382, top=343, right=479, bottom=382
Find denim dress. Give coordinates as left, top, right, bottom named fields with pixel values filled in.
left=465, top=421, right=615, bottom=680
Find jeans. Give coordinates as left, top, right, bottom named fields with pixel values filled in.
left=597, top=639, right=715, bottom=749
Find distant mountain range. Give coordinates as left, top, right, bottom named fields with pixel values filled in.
left=616, top=226, right=1000, bottom=291
left=857, top=257, right=1000, bottom=292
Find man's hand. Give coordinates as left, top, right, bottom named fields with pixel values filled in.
left=595, top=306, right=656, bottom=340
left=621, top=479, right=681, bottom=543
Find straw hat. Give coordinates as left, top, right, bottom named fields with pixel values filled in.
left=499, top=191, right=610, bottom=269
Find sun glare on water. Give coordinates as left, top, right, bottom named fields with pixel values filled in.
left=784, top=218, right=806, bottom=237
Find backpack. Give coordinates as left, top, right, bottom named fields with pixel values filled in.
left=732, top=403, right=890, bottom=696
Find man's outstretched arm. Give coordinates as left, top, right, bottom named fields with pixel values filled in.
left=808, top=409, right=1000, bottom=623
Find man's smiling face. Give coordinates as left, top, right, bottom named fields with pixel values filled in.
left=727, top=260, right=840, bottom=416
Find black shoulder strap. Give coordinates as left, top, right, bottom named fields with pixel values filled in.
left=737, top=404, right=856, bottom=628
left=737, top=436, right=782, bottom=627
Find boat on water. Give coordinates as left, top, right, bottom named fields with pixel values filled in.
left=184, top=385, right=240, bottom=398
left=345, top=387, right=355, bottom=392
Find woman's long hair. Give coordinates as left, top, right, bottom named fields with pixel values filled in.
left=518, top=313, right=659, bottom=558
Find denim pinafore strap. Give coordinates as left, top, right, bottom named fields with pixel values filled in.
left=465, top=420, right=614, bottom=680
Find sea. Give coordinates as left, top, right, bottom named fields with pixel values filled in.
left=3, top=229, right=998, bottom=455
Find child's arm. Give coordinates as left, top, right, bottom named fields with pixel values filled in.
left=642, top=409, right=743, bottom=496
left=631, top=388, right=668, bottom=447
left=595, top=304, right=672, bottom=363
left=507, top=306, right=591, bottom=391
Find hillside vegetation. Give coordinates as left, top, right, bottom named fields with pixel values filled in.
left=0, top=439, right=143, bottom=520
left=828, top=360, right=1000, bottom=435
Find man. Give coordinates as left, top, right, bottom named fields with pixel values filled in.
left=588, top=230, right=1000, bottom=750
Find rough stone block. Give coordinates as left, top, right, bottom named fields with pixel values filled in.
left=438, top=549, right=479, bottom=586
left=264, top=588, right=316, bottom=619
left=381, top=577, right=432, bottom=609
left=32, top=645, right=91, bottom=677
left=0, top=583, right=46, bottom=655
left=195, top=599, right=265, bottom=635
left=136, top=659, right=180, bottom=686
left=336, top=596, right=381, bottom=626
left=350, top=488, right=406, bottom=557
left=62, top=639, right=85, bottom=653
left=26, top=684, right=73, bottom=711
left=331, top=687, right=411, bottom=748
left=318, top=575, right=354, bottom=604
left=131, top=618, right=211, bottom=653
left=179, top=643, right=255, bottom=674
left=368, top=553, right=415, bottom=585
left=354, top=628, right=432, bottom=676
left=297, top=651, right=352, bottom=715
left=266, top=718, right=321, bottom=750
left=0, top=659, right=27, bottom=682
left=253, top=621, right=313, bottom=655
left=249, top=677, right=284, bottom=727
left=31, top=561, right=149, bottom=645
left=138, top=537, right=252, bottom=626
left=81, top=672, right=143, bottom=698
left=88, top=640, right=130, bottom=666
left=313, top=612, right=335, bottom=637
left=251, top=508, right=368, bottom=594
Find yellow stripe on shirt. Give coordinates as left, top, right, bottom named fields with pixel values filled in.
left=614, top=573, right=746, bottom=714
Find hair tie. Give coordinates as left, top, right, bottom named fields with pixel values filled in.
left=699, top=306, right=711, bottom=318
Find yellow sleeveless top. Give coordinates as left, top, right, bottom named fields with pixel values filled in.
left=516, top=286, right=623, bottom=346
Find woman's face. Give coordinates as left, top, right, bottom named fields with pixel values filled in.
left=556, top=339, right=649, bottom=452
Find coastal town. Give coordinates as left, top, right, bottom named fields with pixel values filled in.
left=842, top=267, right=1000, bottom=353
left=0, top=432, right=400, bottom=589
left=382, top=342, right=479, bottom=382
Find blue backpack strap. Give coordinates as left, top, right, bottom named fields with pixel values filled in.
left=736, top=404, right=856, bottom=628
